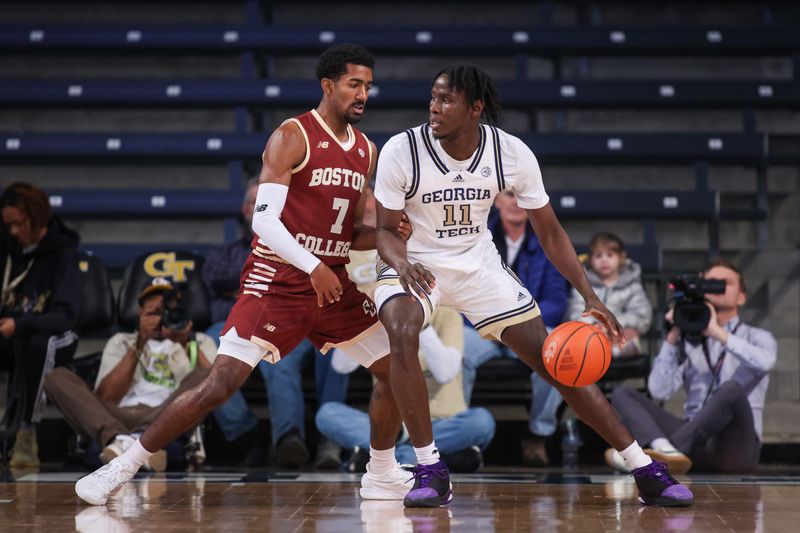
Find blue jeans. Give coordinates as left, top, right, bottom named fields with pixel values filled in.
left=206, top=323, right=348, bottom=444
left=257, top=339, right=349, bottom=445
left=462, top=325, right=563, bottom=437
left=316, top=402, right=496, bottom=465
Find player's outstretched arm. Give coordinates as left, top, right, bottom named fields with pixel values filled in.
left=376, top=202, right=434, bottom=298
left=526, top=203, right=625, bottom=346
left=254, top=122, right=342, bottom=307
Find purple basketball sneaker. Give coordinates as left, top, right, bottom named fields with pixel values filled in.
left=633, top=460, right=694, bottom=507
left=403, top=461, right=453, bottom=508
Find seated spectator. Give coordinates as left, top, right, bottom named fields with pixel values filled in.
left=0, top=182, right=81, bottom=467
left=566, top=232, right=652, bottom=357
left=607, top=259, right=777, bottom=474
left=204, top=177, right=259, bottom=340
left=317, top=306, right=496, bottom=473
left=202, top=177, right=347, bottom=469
left=44, top=279, right=217, bottom=471
left=461, top=189, right=567, bottom=466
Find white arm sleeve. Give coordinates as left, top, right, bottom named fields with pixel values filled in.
left=418, top=326, right=463, bottom=384
left=330, top=348, right=361, bottom=375
left=251, top=183, right=321, bottom=274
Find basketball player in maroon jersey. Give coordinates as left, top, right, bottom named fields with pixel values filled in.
left=76, top=44, right=413, bottom=505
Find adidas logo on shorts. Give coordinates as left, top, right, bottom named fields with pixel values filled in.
left=517, top=292, right=526, bottom=301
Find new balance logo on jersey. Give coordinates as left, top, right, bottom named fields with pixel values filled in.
left=452, top=174, right=464, bottom=183
left=255, top=203, right=268, bottom=212
left=316, top=141, right=329, bottom=149
left=517, top=292, right=526, bottom=302
left=263, top=322, right=276, bottom=332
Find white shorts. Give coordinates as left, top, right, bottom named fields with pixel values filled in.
left=374, top=253, right=541, bottom=341
left=218, top=323, right=390, bottom=369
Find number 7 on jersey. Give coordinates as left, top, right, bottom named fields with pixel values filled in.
left=330, top=197, right=349, bottom=234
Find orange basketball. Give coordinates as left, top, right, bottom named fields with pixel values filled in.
left=542, top=321, right=612, bottom=387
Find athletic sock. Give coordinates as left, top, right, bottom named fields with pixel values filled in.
left=414, top=441, right=441, bottom=466
left=649, top=437, right=678, bottom=452
left=619, top=440, right=652, bottom=470
left=368, top=446, right=398, bottom=476
left=118, top=439, right=154, bottom=469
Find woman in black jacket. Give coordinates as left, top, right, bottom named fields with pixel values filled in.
left=0, top=182, right=81, bottom=467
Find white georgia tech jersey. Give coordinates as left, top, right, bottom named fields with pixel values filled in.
left=375, top=123, right=550, bottom=273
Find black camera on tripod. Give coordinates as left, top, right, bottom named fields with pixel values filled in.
left=161, top=289, right=190, bottom=331
left=669, top=275, right=726, bottom=344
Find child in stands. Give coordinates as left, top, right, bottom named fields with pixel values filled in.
left=566, top=232, right=652, bottom=357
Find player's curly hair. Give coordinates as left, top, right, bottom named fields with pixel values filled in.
left=434, top=64, right=501, bottom=124
left=315, top=43, right=375, bottom=81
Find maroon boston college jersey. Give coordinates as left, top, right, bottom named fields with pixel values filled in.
left=251, top=109, right=373, bottom=268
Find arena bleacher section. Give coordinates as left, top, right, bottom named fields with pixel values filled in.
left=0, top=0, right=797, bottom=463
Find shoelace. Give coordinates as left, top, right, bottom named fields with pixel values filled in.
left=634, top=460, right=677, bottom=487
left=93, top=461, right=132, bottom=491
left=410, top=464, right=448, bottom=488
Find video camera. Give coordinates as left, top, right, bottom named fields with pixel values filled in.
left=161, top=289, right=190, bottom=331
left=669, top=275, right=726, bottom=344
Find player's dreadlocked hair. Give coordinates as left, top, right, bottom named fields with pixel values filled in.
left=315, top=43, right=375, bottom=81
left=434, top=64, right=501, bottom=124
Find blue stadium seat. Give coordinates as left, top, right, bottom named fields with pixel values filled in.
left=550, top=190, right=718, bottom=220
left=53, top=189, right=715, bottom=222
left=0, top=132, right=766, bottom=164
left=1, top=25, right=798, bottom=55
left=2, top=79, right=797, bottom=109
left=47, top=189, right=241, bottom=217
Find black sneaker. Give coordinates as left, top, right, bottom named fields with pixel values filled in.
left=313, top=438, right=341, bottom=471
left=275, top=429, right=309, bottom=467
left=440, top=446, right=483, bottom=473
left=344, top=446, right=370, bottom=473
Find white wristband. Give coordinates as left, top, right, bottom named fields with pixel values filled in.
left=251, top=183, right=321, bottom=274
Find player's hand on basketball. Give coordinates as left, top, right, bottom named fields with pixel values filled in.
left=582, top=299, right=625, bottom=347
left=310, top=262, right=343, bottom=307
left=398, top=211, right=413, bottom=242
left=398, top=261, right=435, bottom=297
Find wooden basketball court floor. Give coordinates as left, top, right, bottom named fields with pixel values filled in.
left=1, top=469, right=799, bottom=532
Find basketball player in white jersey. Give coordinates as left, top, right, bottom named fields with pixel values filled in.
left=374, top=64, right=694, bottom=508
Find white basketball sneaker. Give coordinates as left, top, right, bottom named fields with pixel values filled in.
left=360, top=462, right=414, bottom=500
left=75, top=458, right=138, bottom=505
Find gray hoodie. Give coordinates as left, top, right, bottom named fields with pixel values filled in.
left=566, top=258, right=653, bottom=334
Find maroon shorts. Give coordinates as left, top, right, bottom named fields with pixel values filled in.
left=220, top=255, right=379, bottom=364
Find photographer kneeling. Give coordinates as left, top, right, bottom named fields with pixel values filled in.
left=606, top=259, right=776, bottom=474
left=45, top=278, right=216, bottom=471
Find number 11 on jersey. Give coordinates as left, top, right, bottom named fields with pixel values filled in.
left=443, top=204, right=472, bottom=227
